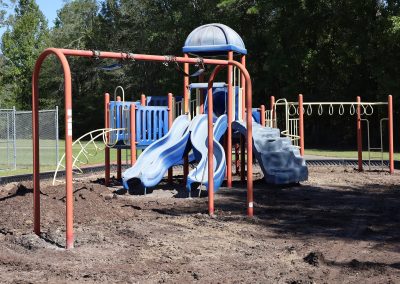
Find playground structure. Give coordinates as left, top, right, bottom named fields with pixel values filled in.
left=32, top=24, right=258, bottom=249
left=262, top=95, right=394, bottom=173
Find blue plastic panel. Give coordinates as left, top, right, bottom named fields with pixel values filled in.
left=147, top=96, right=182, bottom=106
left=135, top=106, right=169, bottom=147
left=108, top=101, right=169, bottom=148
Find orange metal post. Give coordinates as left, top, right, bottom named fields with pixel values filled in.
left=241, top=55, right=246, bottom=121
left=260, top=105, right=266, bottom=127
left=32, top=48, right=74, bottom=249
left=226, top=51, right=234, bottom=187
left=240, top=55, right=247, bottom=182
left=117, top=96, right=122, bottom=179
left=207, top=60, right=253, bottom=216
left=183, top=54, right=190, bottom=184
left=105, top=93, right=110, bottom=186
left=388, top=95, right=394, bottom=174
left=298, top=94, right=305, bottom=156
left=141, top=94, right=146, bottom=106
left=130, top=104, right=136, bottom=166
left=270, top=96, right=275, bottom=127
left=357, top=96, right=363, bottom=171
left=167, top=93, right=173, bottom=183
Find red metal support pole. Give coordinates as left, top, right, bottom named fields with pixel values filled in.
left=227, top=51, right=234, bottom=188
left=130, top=104, right=136, bottom=166
left=141, top=94, right=146, bottom=106
left=32, top=48, right=74, bottom=249
left=270, top=96, right=275, bottom=127
left=298, top=94, right=305, bottom=156
left=357, top=96, right=363, bottom=172
left=240, top=55, right=247, bottom=182
left=388, top=95, right=394, bottom=174
left=241, top=55, right=246, bottom=121
left=117, top=96, right=122, bottom=179
left=207, top=60, right=253, bottom=216
left=183, top=53, right=190, bottom=184
left=260, top=105, right=266, bottom=127
left=105, top=93, right=110, bottom=186
left=168, top=93, right=173, bottom=183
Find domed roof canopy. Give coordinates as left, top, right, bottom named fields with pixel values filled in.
left=183, top=23, right=247, bottom=56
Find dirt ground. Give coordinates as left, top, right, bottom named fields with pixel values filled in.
left=0, top=165, right=399, bottom=283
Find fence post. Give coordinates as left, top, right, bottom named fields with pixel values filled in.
left=104, top=93, right=110, bottom=186
left=167, top=93, right=173, bottom=183
left=298, top=94, right=304, bottom=156
left=12, top=106, right=16, bottom=170
left=357, top=96, right=363, bottom=172
left=6, top=110, right=10, bottom=168
left=55, top=106, right=59, bottom=169
left=388, top=95, right=394, bottom=174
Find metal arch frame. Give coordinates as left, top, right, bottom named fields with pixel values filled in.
left=32, top=48, right=254, bottom=249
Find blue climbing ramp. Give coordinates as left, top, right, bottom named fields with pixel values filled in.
left=186, top=114, right=228, bottom=193
left=232, top=121, right=308, bottom=184
left=122, top=115, right=191, bottom=189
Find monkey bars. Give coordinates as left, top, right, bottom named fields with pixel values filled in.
left=32, top=48, right=253, bottom=249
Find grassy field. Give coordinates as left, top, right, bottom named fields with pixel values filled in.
left=1, top=139, right=397, bottom=177
left=0, top=139, right=131, bottom=177
left=304, top=148, right=400, bottom=160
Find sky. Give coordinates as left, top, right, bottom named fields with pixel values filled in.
left=0, top=0, right=64, bottom=40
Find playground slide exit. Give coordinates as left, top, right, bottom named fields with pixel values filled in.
left=186, top=114, right=228, bottom=193
left=122, top=115, right=191, bottom=189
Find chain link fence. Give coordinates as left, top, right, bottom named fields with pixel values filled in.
left=0, top=107, right=59, bottom=173
left=0, top=108, right=16, bottom=170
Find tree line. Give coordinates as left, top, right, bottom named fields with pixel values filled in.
left=1, top=0, right=400, bottom=148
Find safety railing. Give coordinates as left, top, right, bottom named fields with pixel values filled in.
left=174, top=98, right=183, bottom=119
left=273, top=98, right=300, bottom=145
left=265, top=109, right=276, bottom=128
left=135, top=105, right=169, bottom=147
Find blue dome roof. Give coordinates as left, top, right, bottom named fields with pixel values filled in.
left=183, top=23, right=247, bottom=56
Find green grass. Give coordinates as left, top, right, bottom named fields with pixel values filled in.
left=1, top=140, right=397, bottom=178
left=0, top=139, right=135, bottom=177
left=304, top=148, right=400, bottom=160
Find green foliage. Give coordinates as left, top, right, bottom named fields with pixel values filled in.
left=2, top=0, right=400, bottom=147
left=1, top=0, right=48, bottom=109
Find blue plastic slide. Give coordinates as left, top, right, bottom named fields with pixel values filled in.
left=186, top=114, right=228, bottom=193
left=232, top=120, right=308, bottom=184
left=122, top=115, right=191, bottom=189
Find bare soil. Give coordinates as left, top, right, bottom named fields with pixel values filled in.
left=0, top=166, right=399, bottom=283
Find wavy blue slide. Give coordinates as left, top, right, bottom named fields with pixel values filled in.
left=186, top=114, right=228, bottom=193
left=122, top=115, right=191, bottom=189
